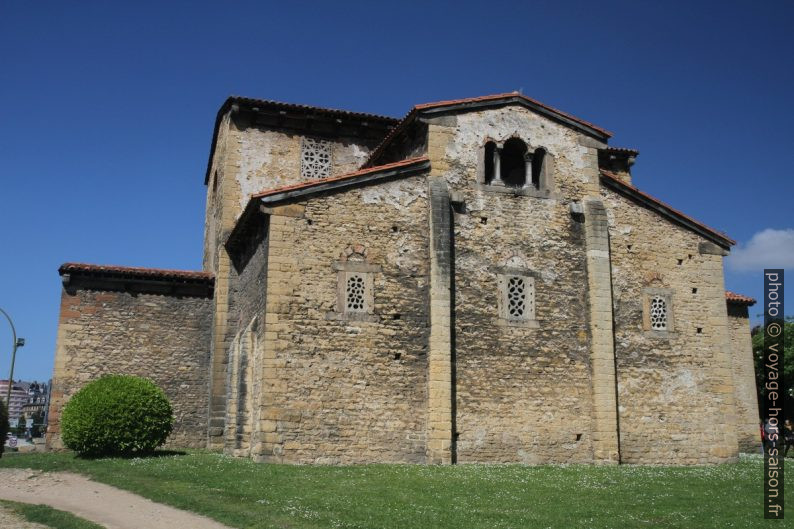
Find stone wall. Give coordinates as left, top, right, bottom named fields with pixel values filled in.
left=603, top=186, right=739, bottom=464
left=224, top=216, right=269, bottom=457
left=47, top=280, right=213, bottom=449
left=202, top=110, right=388, bottom=449
left=207, top=98, right=751, bottom=465
left=727, top=303, right=761, bottom=452
left=427, top=107, right=600, bottom=463
left=233, top=175, right=432, bottom=464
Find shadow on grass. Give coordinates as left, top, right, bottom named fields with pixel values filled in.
left=74, top=449, right=188, bottom=460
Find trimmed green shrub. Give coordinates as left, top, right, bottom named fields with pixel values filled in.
left=61, top=375, right=173, bottom=456
left=0, top=400, right=8, bottom=457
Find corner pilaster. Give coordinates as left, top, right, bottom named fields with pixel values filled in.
left=426, top=177, right=454, bottom=464
left=583, top=198, right=620, bottom=463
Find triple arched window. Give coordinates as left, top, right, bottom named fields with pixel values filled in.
left=483, top=138, right=549, bottom=191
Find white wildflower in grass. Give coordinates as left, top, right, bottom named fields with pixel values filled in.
left=3, top=450, right=792, bottom=528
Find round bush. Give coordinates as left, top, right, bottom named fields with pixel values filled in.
left=61, top=375, right=173, bottom=456
left=0, top=400, right=8, bottom=457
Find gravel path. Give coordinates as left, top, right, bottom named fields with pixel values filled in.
left=0, top=468, right=234, bottom=529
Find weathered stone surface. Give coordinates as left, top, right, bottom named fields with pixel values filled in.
left=202, top=113, right=387, bottom=449
left=51, top=94, right=760, bottom=466
left=603, top=186, right=739, bottom=464
left=727, top=304, right=761, bottom=452
left=433, top=107, right=597, bottom=464
left=47, top=287, right=212, bottom=449
left=224, top=175, right=431, bottom=464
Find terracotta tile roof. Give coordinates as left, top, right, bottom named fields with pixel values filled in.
left=726, top=291, right=756, bottom=305
left=251, top=156, right=430, bottom=200
left=366, top=92, right=612, bottom=168
left=600, top=169, right=735, bottom=247
left=59, top=263, right=214, bottom=283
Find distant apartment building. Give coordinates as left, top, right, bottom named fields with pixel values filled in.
left=21, top=381, right=49, bottom=417
left=0, top=380, right=30, bottom=422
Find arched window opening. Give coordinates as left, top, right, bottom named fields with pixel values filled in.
left=531, top=148, right=546, bottom=189
left=484, top=141, right=496, bottom=184
left=500, top=138, right=527, bottom=187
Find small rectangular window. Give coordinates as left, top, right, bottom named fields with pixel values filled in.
left=643, top=288, right=674, bottom=334
left=498, top=273, right=537, bottom=326
left=328, top=257, right=381, bottom=323
left=649, top=295, right=668, bottom=330
left=345, top=273, right=367, bottom=313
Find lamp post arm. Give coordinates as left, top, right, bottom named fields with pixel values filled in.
left=0, top=307, right=18, bottom=407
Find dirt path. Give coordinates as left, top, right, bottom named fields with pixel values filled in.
left=0, top=504, right=49, bottom=528
left=0, top=468, right=234, bottom=529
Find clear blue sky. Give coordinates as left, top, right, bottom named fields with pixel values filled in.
left=1, top=1, right=792, bottom=381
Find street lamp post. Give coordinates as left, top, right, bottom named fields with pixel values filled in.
left=0, top=307, right=25, bottom=407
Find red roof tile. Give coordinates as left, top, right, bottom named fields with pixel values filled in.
left=251, top=156, right=430, bottom=200
left=726, top=291, right=756, bottom=305
left=600, top=169, right=735, bottom=246
left=59, top=263, right=213, bottom=282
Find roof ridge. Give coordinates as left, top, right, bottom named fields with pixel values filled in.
left=414, top=92, right=612, bottom=136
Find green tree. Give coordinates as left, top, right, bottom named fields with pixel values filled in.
left=30, top=410, right=45, bottom=438
left=752, top=316, right=793, bottom=418
left=14, top=414, right=26, bottom=437
left=0, top=401, right=8, bottom=457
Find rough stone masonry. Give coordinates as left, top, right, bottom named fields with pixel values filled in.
left=47, top=92, right=761, bottom=464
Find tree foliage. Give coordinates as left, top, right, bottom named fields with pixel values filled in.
left=14, top=413, right=26, bottom=436
left=0, top=401, right=8, bottom=457
left=61, top=375, right=173, bottom=457
left=30, top=410, right=45, bottom=438
left=752, top=316, right=793, bottom=416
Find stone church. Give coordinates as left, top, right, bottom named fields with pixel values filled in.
left=47, top=92, right=760, bottom=465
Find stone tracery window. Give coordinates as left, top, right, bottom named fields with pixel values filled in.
left=649, top=296, right=667, bottom=330
left=301, top=137, right=332, bottom=179
left=498, top=272, right=537, bottom=326
left=329, top=246, right=381, bottom=322
left=346, top=274, right=366, bottom=312
left=643, top=288, right=674, bottom=334
left=507, top=276, right=527, bottom=318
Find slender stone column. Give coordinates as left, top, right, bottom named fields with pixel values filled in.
left=523, top=152, right=533, bottom=188
left=491, top=145, right=504, bottom=186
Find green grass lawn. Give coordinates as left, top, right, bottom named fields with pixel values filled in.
left=1, top=500, right=104, bottom=529
left=0, top=451, right=789, bottom=529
